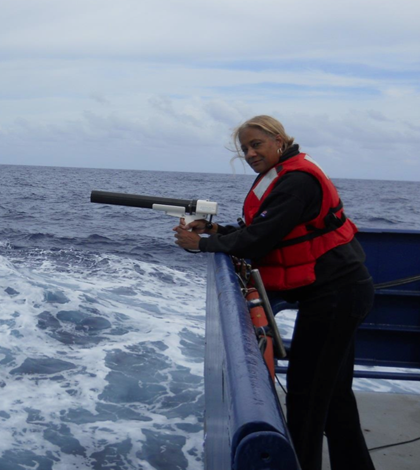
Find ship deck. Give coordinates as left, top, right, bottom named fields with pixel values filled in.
left=276, top=387, right=420, bottom=470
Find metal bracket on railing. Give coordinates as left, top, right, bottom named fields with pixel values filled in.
left=250, top=269, right=287, bottom=359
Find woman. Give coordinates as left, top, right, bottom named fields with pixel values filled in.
left=174, top=115, right=376, bottom=470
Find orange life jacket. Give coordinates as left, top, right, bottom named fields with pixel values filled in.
left=243, top=153, right=358, bottom=290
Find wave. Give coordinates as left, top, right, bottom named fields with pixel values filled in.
left=363, top=217, right=402, bottom=226
left=0, top=251, right=206, bottom=469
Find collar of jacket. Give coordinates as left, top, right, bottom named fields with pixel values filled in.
left=278, top=143, right=300, bottom=163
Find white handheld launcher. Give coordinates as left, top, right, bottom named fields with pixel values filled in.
left=91, top=190, right=218, bottom=226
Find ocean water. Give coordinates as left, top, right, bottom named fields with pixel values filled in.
left=0, top=164, right=419, bottom=470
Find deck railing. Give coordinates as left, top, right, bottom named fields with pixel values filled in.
left=275, top=229, right=420, bottom=381
left=205, top=252, right=300, bottom=470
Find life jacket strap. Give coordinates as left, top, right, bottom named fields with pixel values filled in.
left=277, top=199, right=347, bottom=248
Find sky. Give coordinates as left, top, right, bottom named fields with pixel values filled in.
left=0, top=0, right=419, bottom=181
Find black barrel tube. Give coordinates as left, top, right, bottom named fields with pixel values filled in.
left=91, top=190, right=197, bottom=213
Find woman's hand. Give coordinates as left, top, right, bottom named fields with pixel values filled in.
left=173, top=218, right=218, bottom=250
left=183, top=219, right=207, bottom=234
left=187, top=219, right=218, bottom=234
left=173, top=224, right=201, bottom=250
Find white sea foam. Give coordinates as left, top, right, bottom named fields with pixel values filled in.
left=0, top=252, right=206, bottom=469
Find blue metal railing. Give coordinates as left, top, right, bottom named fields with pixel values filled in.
left=353, top=229, right=420, bottom=377
left=205, top=253, right=300, bottom=470
left=275, top=229, right=420, bottom=381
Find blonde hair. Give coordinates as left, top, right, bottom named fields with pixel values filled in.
left=232, top=115, right=295, bottom=157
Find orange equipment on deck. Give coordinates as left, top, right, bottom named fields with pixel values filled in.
left=246, top=287, right=276, bottom=380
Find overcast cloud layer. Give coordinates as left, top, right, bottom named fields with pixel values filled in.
left=1, top=0, right=419, bottom=180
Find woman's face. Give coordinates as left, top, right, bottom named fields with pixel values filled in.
left=239, top=127, right=283, bottom=174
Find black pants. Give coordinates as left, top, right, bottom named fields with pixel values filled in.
left=285, top=278, right=376, bottom=470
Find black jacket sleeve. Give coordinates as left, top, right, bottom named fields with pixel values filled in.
left=199, top=171, right=322, bottom=259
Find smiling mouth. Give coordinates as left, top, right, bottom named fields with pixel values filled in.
left=250, top=159, right=263, bottom=166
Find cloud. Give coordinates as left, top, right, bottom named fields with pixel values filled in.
left=1, top=95, right=418, bottom=181
left=2, top=0, right=419, bottom=61
left=89, top=93, right=110, bottom=105
left=0, top=0, right=419, bottom=180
